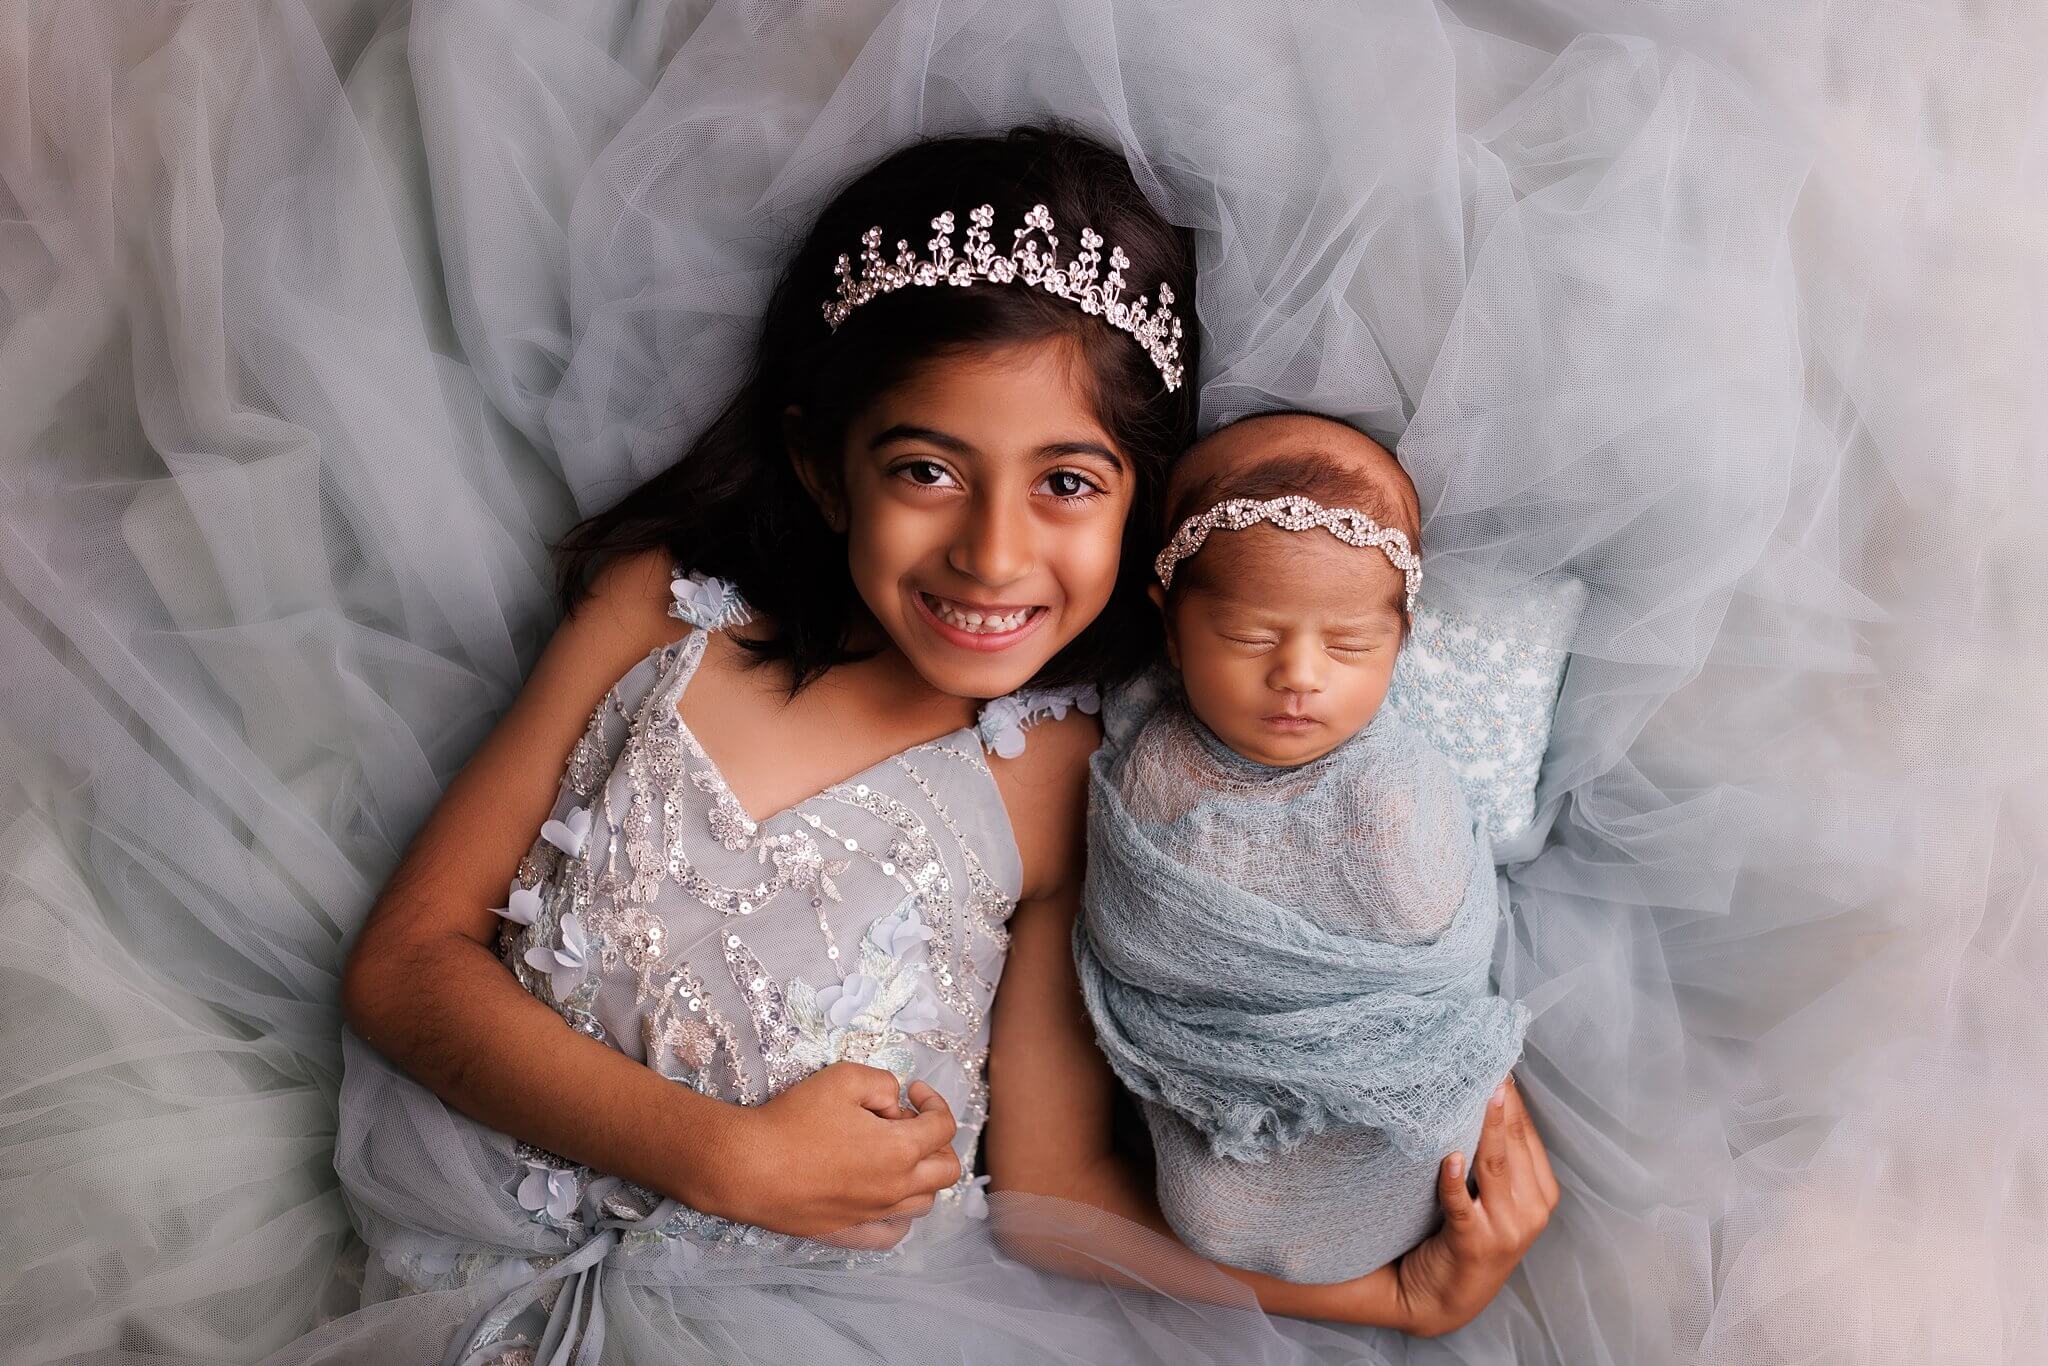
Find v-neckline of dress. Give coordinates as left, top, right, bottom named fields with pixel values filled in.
left=664, top=626, right=982, bottom=834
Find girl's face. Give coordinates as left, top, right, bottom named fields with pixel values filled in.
left=817, top=335, right=1136, bottom=701
left=1155, top=528, right=1406, bottom=767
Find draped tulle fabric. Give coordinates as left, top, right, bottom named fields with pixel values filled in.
left=2, top=1, right=2043, bottom=1363
left=319, top=1028, right=1399, bottom=1366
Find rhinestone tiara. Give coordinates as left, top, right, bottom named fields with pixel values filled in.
left=820, top=202, right=1186, bottom=391
left=1154, top=494, right=1422, bottom=613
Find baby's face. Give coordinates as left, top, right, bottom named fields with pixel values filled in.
left=1162, top=527, right=1406, bottom=768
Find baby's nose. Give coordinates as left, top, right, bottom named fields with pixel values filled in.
left=1268, top=647, right=1324, bottom=694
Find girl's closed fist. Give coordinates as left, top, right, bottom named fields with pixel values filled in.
left=692, top=1062, right=962, bottom=1249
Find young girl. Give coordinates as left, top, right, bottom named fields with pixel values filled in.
left=1070, top=411, right=1532, bottom=1286
left=334, top=123, right=1555, bottom=1364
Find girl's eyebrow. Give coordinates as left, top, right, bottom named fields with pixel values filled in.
left=867, top=424, right=1123, bottom=466
left=869, top=423, right=972, bottom=454
left=1040, top=439, right=1124, bottom=467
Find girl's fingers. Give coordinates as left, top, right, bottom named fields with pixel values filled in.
left=818, top=1216, right=910, bottom=1251
left=902, top=1085, right=958, bottom=1153
left=908, top=1145, right=964, bottom=1196
left=885, top=1190, right=939, bottom=1221
left=1503, top=1076, right=1561, bottom=1208
left=1437, top=1150, right=1478, bottom=1230
left=1489, top=1079, right=1548, bottom=1229
left=839, top=1061, right=908, bottom=1116
left=1496, top=1080, right=1539, bottom=1210
left=1471, top=1080, right=1516, bottom=1206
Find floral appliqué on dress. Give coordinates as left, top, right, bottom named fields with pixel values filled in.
left=781, top=894, right=943, bottom=1082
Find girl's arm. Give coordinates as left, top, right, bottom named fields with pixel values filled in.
left=341, top=548, right=959, bottom=1245
left=983, top=716, right=1555, bottom=1334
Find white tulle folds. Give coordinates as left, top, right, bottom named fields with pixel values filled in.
left=2, top=0, right=2043, bottom=1363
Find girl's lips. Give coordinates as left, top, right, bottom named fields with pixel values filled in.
left=1261, top=715, right=1321, bottom=731
left=912, top=590, right=1050, bottom=654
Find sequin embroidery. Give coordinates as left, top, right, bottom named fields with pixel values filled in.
left=497, top=567, right=1034, bottom=1256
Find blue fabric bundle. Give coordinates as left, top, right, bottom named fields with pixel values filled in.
left=1074, top=681, right=1531, bottom=1279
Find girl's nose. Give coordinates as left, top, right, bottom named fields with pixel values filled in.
left=948, top=493, right=1033, bottom=588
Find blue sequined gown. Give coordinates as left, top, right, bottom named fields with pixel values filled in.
left=494, top=567, right=1027, bottom=1237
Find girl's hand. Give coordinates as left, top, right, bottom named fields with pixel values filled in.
left=1392, top=1072, right=1559, bottom=1338
left=694, top=1064, right=963, bottom=1249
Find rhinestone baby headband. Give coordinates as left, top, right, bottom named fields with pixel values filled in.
left=1154, top=494, right=1422, bottom=613
left=820, top=202, right=1186, bottom=391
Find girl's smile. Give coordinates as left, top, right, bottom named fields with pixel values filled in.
left=913, top=590, right=1051, bottom=650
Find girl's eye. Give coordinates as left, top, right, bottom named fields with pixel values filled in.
left=895, top=459, right=959, bottom=489
left=1327, top=642, right=1374, bottom=656
left=1038, top=468, right=1104, bottom=500
left=1221, top=634, right=1275, bottom=649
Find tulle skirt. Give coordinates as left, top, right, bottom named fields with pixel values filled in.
left=3, top=0, right=2043, bottom=1362
left=259, top=1031, right=1420, bottom=1365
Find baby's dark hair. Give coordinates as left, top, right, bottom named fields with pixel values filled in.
left=1160, top=409, right=1420, bottom=631
left=552, top=120, right=1199, bottom=693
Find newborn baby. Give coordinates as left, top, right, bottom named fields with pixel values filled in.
left=1074, top=411, right=1532, bottom=1284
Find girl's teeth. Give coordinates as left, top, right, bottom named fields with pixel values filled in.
left=927, top=595, right=1033, bottom=634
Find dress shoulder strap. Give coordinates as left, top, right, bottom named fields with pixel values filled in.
left=666, top=559, right=1092, bottom=756
left=975, top=683, right=1103, bottom=759
left=667, top=564, right=754, bottom=633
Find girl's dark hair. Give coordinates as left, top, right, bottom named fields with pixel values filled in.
left=552, top=119, right=1200, bottom=694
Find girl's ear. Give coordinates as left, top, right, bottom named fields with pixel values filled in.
left=1148, top=582, right=1181, bottom=670
left=783, top=404, right=847, bottom=533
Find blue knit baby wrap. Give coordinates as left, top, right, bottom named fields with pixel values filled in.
left=1074, top=673, right=1531, bottom=1280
